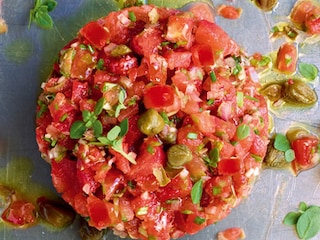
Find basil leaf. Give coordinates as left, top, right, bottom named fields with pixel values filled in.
left=274, top=134, right=291, bottom=152
left=70, top=120, right=86, bottom=139
left=43, top=0, right=58, bottom=12
left=299, top=202, right=308, bottom=212
left=296, top=206, right=320, bottom=239
left=92, top=120, right=103, bottom=138
left=34, top=8, right=53, bottom=29
left=119, top=118, right=129, bottom=137
left=236, top=124, right=250, bottom=140
left=283, top=212, right=301, bottom=226
left=285, top=149, right=295, bottom=162
left=191, top=179, right=203, bottom=204
left=107, top=125, right=121, bottom=141
left=299, top=62, right=319, bottom=81
left=94, top=98, right=105, bottom=116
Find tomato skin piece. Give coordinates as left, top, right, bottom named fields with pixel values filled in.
left=1, top=200, right=37, bottom=227
left=305, top=7, right=320, bottom=34
left=79, top=21, right=110, bottom=49
left=291, top=136, right=319, bottom=166
left=71, top=80, right=89, bottom=104
left=195, top=20, right=239, bottom=58
left=217, top=5, right=242, bottom=20
left=164, top=51, right=192, bottom=70
left=217, top=227, right=246, bottom=240
left=143, top=85, right=175, bottom=109
left=191, top=43, right=215, bottom=66
left=290, top=0, right=315, bottom=30
left=275, top=42, right=298, bottom=74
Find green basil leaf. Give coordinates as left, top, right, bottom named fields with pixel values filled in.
left=193, top=216, right=206, bottom=225
left=94, top=98, right=105, bottom=116
left=43, top=0, right=58, bottom=12
left=97, top=136, right=112, bottom=145
left=274, top=134, right=291, bottom=152
left=296, top=206, right=320, bottom=239
left=107, top=125, right=121, bottom=141
left=191, top=179, right=203, bottom=204
left=82, top=110, right=92, bottom=122
left=299, top=62, right=319, bottom=81
left=299, top=202, right=308, bottom=212
left=283, top=212, right=301, bottom=226
left=92, top=120, right=103, bottom=138
left=70, top=120, right=86, bottom=139
left=119, top=118, right=129, bottom=137
left=285, top=149, right=295, bottom=162
left=236, top=124, right=250, bottom=140
left=34, top=9, right=53, bottom=29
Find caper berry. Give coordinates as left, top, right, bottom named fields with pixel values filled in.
left=264, top=140, right=289, bottom=169
left=260, top=83, right=283, bottom=102
left=167, top=144, right=193, bottom=169
left=37, top=196, right=76, bottom=228
left=255, top=0, right=278, bottom=11
left=0, top=185, right=14, bottom=208
left=138, top=109, right=165, bottom=136
left=79, top=217, right=105, bottom=240
left=159, top=124, right=177, bottom=144
left=283, top=79, right=317, bottom=105
left=286, top=127, right=309, bottom=143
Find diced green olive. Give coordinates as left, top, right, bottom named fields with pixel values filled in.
left=264, top=140, right=290, bottom=169
left=167, top=144, right=193, bottom=169
left=79, top=217, right=105, bottom=240
left=260, top=83, right=283, bottom=102
left=37, top=197, right=76, bottom=228
left=110, top=44, right=132, bottom=57
left=254, top=0, right=278, bottom=11
left=283, top=80, right=317, bottom=105
left=286, top=127, right=309, bottom=143
left=138, top=109, right=165, bottom=136
left=59, top=48, right=75, bottom=77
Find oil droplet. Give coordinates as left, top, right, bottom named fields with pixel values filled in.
left=5, top=39, right=33, bottom=64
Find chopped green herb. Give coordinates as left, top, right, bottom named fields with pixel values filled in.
left=207, top=99, right=215, bottom=105
left=274, top=134, right=291, bottom=152
left=212, top=186, right=222, bottom=195
left=159, top=111, right=170, bottom=124
left=210, top=71, right=217, bottom=82
left=29, top=0, right=57, bottom=29
left=191, top=179, right=203, bottom=204
left=298, top=62, right=319, bottom=81
left=187, top=132, right=198, bottom=139
left=236, top=124, right=250, bottom=140
left=128, top=11, right=136, bottom=22
left=96, top=58, right=105, bottom=70
left=237, top=91, right=244, bottom=108
left=194, top=216, right=206, bottom=225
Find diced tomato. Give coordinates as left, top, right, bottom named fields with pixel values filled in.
left=188, top=2, right=215, bottom=23
left=143, top=85, right=175, bottom=109
left=146, top=54, right=168, bottom=85
left=79, top=21, right=110, bottom=49
left=165, top=14, right=195, bottom=49
left=275, top=42, right=298, bottom=74
left=217, top=5, right=242, bottom=20
left=48, top=92, right=76, bottom=123
left=119, top=197, right=135, bottom=222
left=86, top=195, right=117, bottom=230
left=184, top=155, right=208, bottom=180
left=217, top=227, right=246, bottom=240
left=156, top=169, right=192, bottom=202
left=177, top=125, right=204, bottom=151
left=204, top=176, right=233, bottom=199
left=71, top=80, right=89, bottom=104
left=1, top=200, right=37, bottom=227
left=218, top=158, right=243, bottom=175
left=190, top=111, right=216, bottom=135
left=107, top=55, right=138, bottom=75
left=195, top=20, right=239, bottom=58
left=305, top=7, right=320, bottom=34
left=103, top=12, right=130, bottom=44
left=77, top=165, right=101, bottom=195
left=131, top=27, right=163, bottom=56
left=101, top=169, right=125, bottom=201
left=250, top=135, right=268, bottom=158
left=191, top=43, right=215, bottom=66
left=291, top=136, right=319, bottom=166
left=164, top=51, right=192, bottom=70
left=290, top=0, right=315, bottom=30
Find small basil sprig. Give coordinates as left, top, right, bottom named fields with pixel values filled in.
left=284, top=202, right=320, bottom=239
left=98, top=118, right=136, bottom=164
left=70, top=98, right=104, bottom=139
left=274, top=133, right=295, bottom=162
left=29, top=0, right=57, bottom=29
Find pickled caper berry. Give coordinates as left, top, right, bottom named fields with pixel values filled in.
left=283, top=80, right=317, bottom=105
left=138, top=109, right=165, bottom=136
left=167, top=144, right=193, bottom=169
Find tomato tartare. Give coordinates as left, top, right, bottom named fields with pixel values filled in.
left=36, top=4, right=269, bottom=239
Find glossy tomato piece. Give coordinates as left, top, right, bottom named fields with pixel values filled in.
left=191, top=43, right=215, bottom=66
left=291, top=136, right=319, bottom=166
left=217, top=227, right=246, bottom=240
left=79, top=21, right=110, bottom=49
left=131, top=27, right=163, bottom=56
left=195, top=20, right=239, bottom=58
left=188, top=2, right=215, bottom=22
left=217, top=5, right=242, bottom=19
left=164, top=51, right=192, bottom=70
left=305, top=7, right=320, bottom=34
left=290, top=0, right=315, bottom=29
left=275, top=42, right=298, bottom=74
left=143, top=85, right=175, bottom=109
left=71, top=80, right=89, bottom=104
left=218, top=158, right=243, bottom=175
left=1, top=200, right=37, bottom=227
